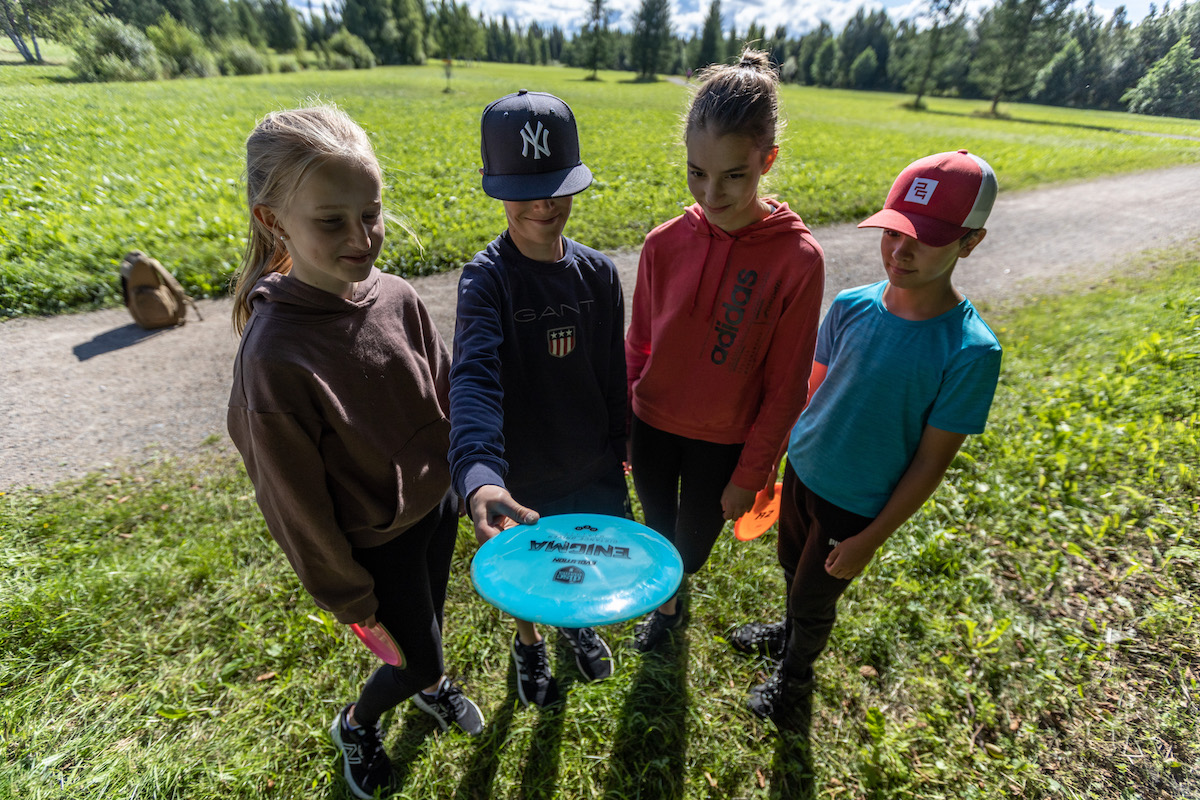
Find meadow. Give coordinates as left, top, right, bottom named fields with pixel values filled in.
left=1, top=244, right=1197, bottom=799
left=2, top=60, right=1200, bottom=317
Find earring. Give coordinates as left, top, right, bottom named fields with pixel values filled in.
left=278, top=234, right=288, bottom=242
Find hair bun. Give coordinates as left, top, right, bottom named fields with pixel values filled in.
left=738, top=49, right=771, bottom=71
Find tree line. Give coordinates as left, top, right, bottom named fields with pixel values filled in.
left=3, top=0, right=1198, bottom=118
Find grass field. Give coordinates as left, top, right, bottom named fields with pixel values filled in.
left=1, top=243, right=1197, bottom=799
left=2, top=61, right=1199, bottom=316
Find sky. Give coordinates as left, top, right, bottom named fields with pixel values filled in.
left=452, top=0, right=1158, bottom=37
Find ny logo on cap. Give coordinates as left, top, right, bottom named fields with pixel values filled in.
left=520, top=121, right=551, bottom=159
left=904, top=177, right=939, bottom=205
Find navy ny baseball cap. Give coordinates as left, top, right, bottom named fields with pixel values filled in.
left=480, top=90, right=593, bottom=201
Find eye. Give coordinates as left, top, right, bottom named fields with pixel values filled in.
left=319, top=217, right=342, bottom=226
left=726, top=172, right=745, bottom=180
left=688, top=169, right=705, bottom=178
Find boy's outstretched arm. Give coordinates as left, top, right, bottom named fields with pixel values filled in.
left=824, top=425, right=967, bottom=580
left=468, top=484, right=539, bottom=546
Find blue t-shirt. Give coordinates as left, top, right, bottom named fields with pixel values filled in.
left=787, top=281, right=1002, bottom=518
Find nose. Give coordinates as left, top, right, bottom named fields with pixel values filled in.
left=349, top=220, right=372, bottom=250
left=530, top=197, right=557, bottom=213
left=887, top=233, right=914, bottom=260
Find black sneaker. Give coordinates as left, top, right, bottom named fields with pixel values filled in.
left=411, top=677, right=485, bottom=736
left=729, top=620, right=786, bottom=661
left=631, top=604, right=684, bottom=653
left=511, top=634, right=561, bottom=707
left=559, top=626, right=614, bottom=681
left=747, top=666, right=815, bottom=731
left=329, top=704, right=394, bottom=800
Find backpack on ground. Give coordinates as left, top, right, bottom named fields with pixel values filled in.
left=119, top=250, right=202, bottom=329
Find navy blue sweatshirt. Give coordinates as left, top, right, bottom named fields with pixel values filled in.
left=449, top=232, right=626, bottom=508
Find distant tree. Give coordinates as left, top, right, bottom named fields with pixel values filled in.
left=849, top=45, right=879, bottom=88
left=795, top=21, right=832, bottom=85
left=1032, top=36, right=1086, bottom=105
left=259, top=0, right=302, bottom=52
left=630, top=0, right=671, bottom=79
left=2, top=0, right=99, bottom=62
left=838, top=8, right=892, bottom=88
left=146, top=13, right=216, bottom=75
left=70, top=13, right=160, bottom=80
left=971, top=0, right=1071, bottom=114
left=812, top=36, right=839, bottom=86
left=902, top=0, right=964, bottom=107
left=1123, top=36, right=1200, bottom=117
left=341, top=0, right=399, bottom=62
left=696, top=0, right=722, bottom=69
left=578, top=0, right=613, bottom=79
left=393, top=0, right=424, bottom=64
left=231, top=0, right=265, bottom=48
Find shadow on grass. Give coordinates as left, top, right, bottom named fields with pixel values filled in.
left=452, top=677, right=520, bottom=800
left=600, top=617, right=690, bottom=799
left=769, top=693, right=816, bottom=800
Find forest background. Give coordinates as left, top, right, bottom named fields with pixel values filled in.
left=3, top=0, right=1200, bottom=119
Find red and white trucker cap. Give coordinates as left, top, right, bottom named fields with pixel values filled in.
left=858, top=150, right=997, bottom=247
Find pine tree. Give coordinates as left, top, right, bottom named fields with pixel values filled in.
left=630, top=0, right=671, bottom=79
left=1123, top=36, right=1200, bottom=117
left=696, top=0, right=722, bottom=69
left=578, top=0, right=612, bottom=79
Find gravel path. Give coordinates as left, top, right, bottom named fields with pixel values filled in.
left=3, top=163, right=1199, bottom=491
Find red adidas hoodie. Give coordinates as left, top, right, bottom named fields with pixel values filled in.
left=626, top=201, right=825, bottom=491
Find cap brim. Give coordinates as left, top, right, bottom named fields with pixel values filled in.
left=858, top=209, right=968, bottom=248
left=482, top=164, right=593, bottom=201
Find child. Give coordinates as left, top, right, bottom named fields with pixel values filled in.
left=449, top=90, right=627, bottom=707
left=625, top=50, right=825, bottom=652
left=226, top=106, right=483, bottom=800
left=732, top=149, right=1003, bottom=731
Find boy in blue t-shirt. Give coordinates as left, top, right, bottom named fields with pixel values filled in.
left=730, top=150, right=1004, bottom=731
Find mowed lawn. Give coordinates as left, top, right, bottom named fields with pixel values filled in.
left=2, top=61, right=1199, bottom=316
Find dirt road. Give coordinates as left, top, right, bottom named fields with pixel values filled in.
left=2, top=163, right=1198, bottom=491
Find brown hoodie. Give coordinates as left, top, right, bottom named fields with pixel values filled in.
left=228, top=268, right=451, bottom=623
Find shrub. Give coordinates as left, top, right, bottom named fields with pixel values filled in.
left=70, top=16, right=161, bottom=82
left=213, top=36, right=269, bottom=75
left=326, top=28, right=375, bottom=70
left=146, top=15, right=218, bottom=78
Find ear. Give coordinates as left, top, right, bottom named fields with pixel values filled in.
left=253, top=204, right=282, bottom=237
left=761, top=146, right=779, bottom=175
left=958, top=228, right=987, bottom=258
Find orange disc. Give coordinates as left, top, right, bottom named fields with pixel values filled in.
left=734, top=482, right=783, bottom=541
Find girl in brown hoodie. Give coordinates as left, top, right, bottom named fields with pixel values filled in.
left=227, top=106, right=482, bottom=800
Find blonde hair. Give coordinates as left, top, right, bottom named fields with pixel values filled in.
left=231, top=105, right=381, bottom=335
left=686, top=49, right=781, bottom=154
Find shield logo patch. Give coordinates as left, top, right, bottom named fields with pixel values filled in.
left=547, top=326, right=576, bottom=358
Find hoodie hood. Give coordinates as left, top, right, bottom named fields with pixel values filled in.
left=683, top=201, right=811, bottom=316
left=248, top=268, right=382, bottom=325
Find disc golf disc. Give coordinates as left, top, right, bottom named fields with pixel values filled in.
left=471, top=514, right=683, bottom=628
left=350, top=621, right=405, bottom=667
left=734, top=482, right=783, bottom=541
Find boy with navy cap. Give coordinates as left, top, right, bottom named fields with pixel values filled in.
left=449, top=90, right=627, bottom=707
left=730, top=150, right=1004, bottom=731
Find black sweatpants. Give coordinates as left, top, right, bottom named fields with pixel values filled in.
left=350, top=492, right=458, bottom=726
left=629, top=415, right=744, bottom=575
left=775, top=462, right=874, bottom=679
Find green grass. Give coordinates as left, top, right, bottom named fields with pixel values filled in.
left=2, top=246, right=1197, bottom=799
left=2, top=61, right=1199, bottom=317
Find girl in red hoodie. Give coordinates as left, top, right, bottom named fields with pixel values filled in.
left=626, top=50, right=826, bottom=652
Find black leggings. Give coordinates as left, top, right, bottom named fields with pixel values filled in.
left=351, top=493, right=458, bottom=726
left=629, top=415, right=743, bottom=575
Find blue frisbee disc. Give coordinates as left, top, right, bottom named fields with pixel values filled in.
left=471, top=514, right=683, bottom=628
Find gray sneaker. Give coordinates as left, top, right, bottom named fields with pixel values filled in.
left=559, top=626, right=614, bottom=681
left=511, top=634, right=561, bottom=707
left=631, top=604, right=684, bottom=652
left=411, top=677, right=485, bottom=735
left=728, top=619, right=786, bottom=661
